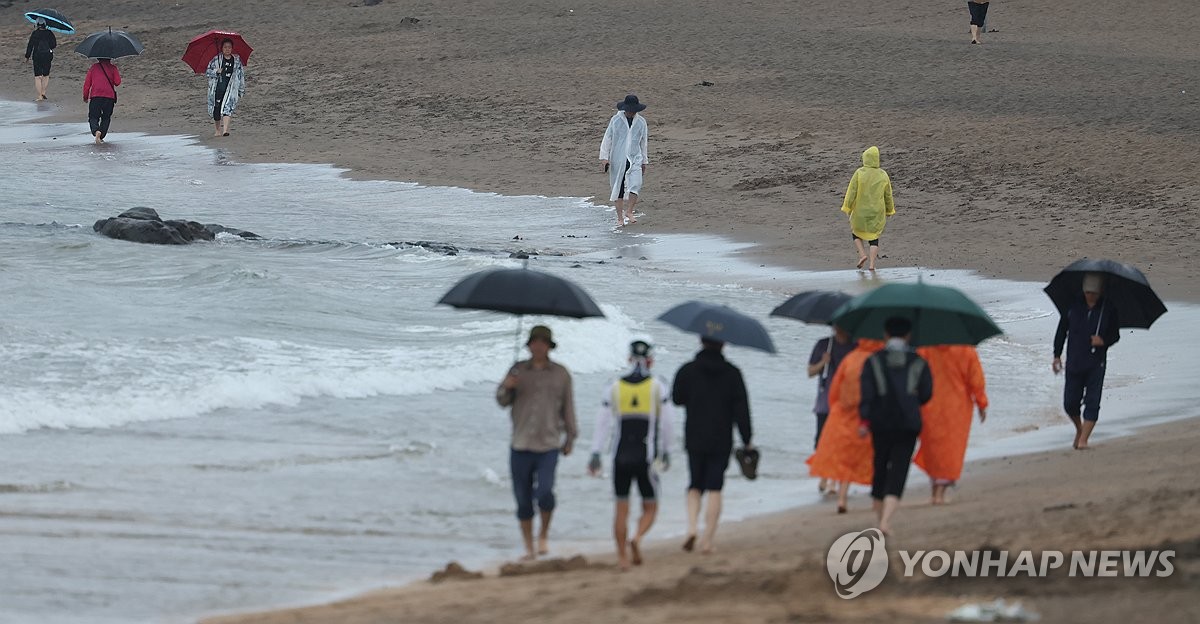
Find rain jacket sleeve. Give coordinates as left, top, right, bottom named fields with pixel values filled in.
left=965, top=348, right=989, bottom=410
left=599, top=117, right=615, bottom=161
left=640, top=120, right=649, bottom=165
left=82, top=68, right=92, bottom=102
left=25, top=32, right=35, bottom=59
left=590, top=383, right=616, bottom=455
left=655, top=378, right=676, bottom=456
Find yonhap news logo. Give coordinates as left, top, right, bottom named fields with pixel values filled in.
left=826, top=531, right=1177, bottom=598
left=826, top=529, right=889, bottom=599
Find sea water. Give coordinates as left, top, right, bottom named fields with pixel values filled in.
left=1, top=100, right=1195, bottom=624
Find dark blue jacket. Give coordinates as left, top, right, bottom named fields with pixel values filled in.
left=1053, top=298, right=1120, bottom=372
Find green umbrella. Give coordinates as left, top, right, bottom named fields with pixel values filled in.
left=830, top=280, right=1002, bottom=346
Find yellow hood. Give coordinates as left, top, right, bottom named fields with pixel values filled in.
left=861, top=146, right=880, bottom=168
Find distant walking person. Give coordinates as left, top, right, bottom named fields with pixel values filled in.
left=599, top=94, right=649, bottom=228
left=496, top=325, right=578, bottom=561
left=969, top=1, right=991, bottom=44
left=806, top=324, right=858, bottom=494
left=672, top=338, right=752, bottom=554
left=840, top=146, right=895, bottom=272
left=206, top=39, right=245, bottom=137
left=1052, top=273, right=1119, bottom=450
left=83, top=58, right=121, bottom=144
left=859, top=317, right=933, bottom=536
left=588, top=341, right=675, bottom=570
left=25, top=18, right=56, bottom=101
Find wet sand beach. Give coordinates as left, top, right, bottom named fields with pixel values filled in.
left=204, top=416, right=1200, bottom=624
left=1, top=0, right=1197, bottom=299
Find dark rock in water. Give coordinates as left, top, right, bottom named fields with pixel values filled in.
left=429, top=561, right=483, bottom=583
left=362, top=0, right=383, bottom=5
left=93, top=208, right=259, bottom=245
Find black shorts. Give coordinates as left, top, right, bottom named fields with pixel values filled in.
left=618, top=161, right=632, bottom=198
left=32, top=54, right=52, bottom=77
left=687, top=450, right=729, bottom=492
left=968, top=1, right=990, bottom=27
left=853, top=234, right=880, bottom=247
left=614, top=461, right=658, bottom=500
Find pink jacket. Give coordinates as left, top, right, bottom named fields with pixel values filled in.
left=83, top=61, right=121, bottom=101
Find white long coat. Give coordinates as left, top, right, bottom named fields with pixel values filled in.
left=598, top=112, right=649, bottom=201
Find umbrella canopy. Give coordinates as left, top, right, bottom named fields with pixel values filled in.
left=182, top=30, right=253, bottom=74
left=770, top=290, right=853, bottom=326
left=24, top=8, right=74, bottom=34
left=1043, top=258, right=1167, bottom=329
left=75, top=28, right=145, bottom=59
left=438, top=267, right=604, bottom=318
left=658, top=301, right=776, bottom=353
left=831, top=281, right=1002, bottom=347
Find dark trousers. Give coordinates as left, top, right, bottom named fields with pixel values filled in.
left=88, top=97, right=116, bottom=137
left=871, top=429, right=918, bottom=500
left=815, top=412, right=829, bottom=449
left=1064, top=365, right=1105, bottom=422
left=510, top=449, right=558, bottom=520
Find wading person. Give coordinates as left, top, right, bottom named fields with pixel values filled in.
left=588, top=341, right=674, bottom=570
left=913, top=345, right=988, bottom=504
left=83, top=58, right=121, bottom=144
left=25, top=18, right=56, bottom=101
left=839, top=146, right=895, bottom=272
left=806, top=324, right=858, bottom=494
left=671, top=337, right=752, bottom=554
left=496, top=325, right=578, bottom=561
left=206, top=38, right=245, bottom=137
left=859, top=317, right=932, bottom=536
left=599, top=94, right=649, bottom=227
left=1052, top=273, right=1119, bottom=450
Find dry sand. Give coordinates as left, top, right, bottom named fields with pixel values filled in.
left=203, top=417, right=1200, bottom=624
left=2, top=1, right=1198, bottom=621
left=2, top=0, right=1198, bottom=299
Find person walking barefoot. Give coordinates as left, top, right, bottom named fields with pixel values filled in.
left=25, top=18, right=56, bottom=101
left=206, top=39, right=245, bottom=137
left=83, top=58, right=121, bottom=144
left=969, top=1, right=991, bottom=44
left=599, top=95, right=649, bottom=227
left=839, top=146, right=895, bottom=272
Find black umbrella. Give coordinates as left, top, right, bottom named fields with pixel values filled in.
left=1044, top=258, right=1167, bottom=329
left=770, top=290, right=853, bottom=326
left=75, top=28, right=145, bottom=59
left=658, top=301, right=776, bottom=353
left=438, top=265, right=605, bottom=359
left=24, top=8, right=75, bottom=34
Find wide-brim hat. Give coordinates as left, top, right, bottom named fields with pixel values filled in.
left=527, top=325, right=557, bottom=349
left=617, top=94, right=647, bottom=112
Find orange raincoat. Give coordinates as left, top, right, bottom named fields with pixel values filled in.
left=913, top=345, right=988, bottom=483
left=806, top=339, right=884, bottom=485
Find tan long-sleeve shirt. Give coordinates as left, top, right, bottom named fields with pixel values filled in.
left=496, top=360, right=578, bottom=452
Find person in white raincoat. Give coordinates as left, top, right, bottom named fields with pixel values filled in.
left=599, top=94, right=649, bottom=227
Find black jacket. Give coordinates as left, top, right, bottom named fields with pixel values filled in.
left=672, top=348, right=751, bottom=454
left=26, top=29, right=56, bottom=59
left=859, top=348, right=933, bottom=434
left=1053, top=298, right=1120, bottom=373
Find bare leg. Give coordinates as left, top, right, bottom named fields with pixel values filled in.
left=879, top=495, right=901, bottom=535
left=214, top=119, right=222, bottom=137
left=614, top=199, right=626, bottom=226
left=43, top=76, right=49, bottom=99
left=614, top=500, right=631, bottom=570
left=518, top=519, right=536, bottom=561
left=837, top=481, right=850, bottom=513
left=684, top=489, right=701, bottom=550
left=699, top=491, right=722, bottom=554
left=630, top=500, right=657, bottom=566
left=932, top=484, right=948, bottom=505
left=1067, top=413, right=1083, bottom=449
left=221, top=115, right=232, bottom=136
left=1077, top=420, right=1096, bottom=450
left=626, top=192, right=639, bottom=223
left=537, top=510, right=553, bottom=555
left=971, top=24, right=980, bottom=43
left=819, top=478, right=829, bottom=493
left=854, top=238, right=868, bottom=268
left=868, top=245, right=880, bottom=271
left=94, top=130, right=102, bottom=145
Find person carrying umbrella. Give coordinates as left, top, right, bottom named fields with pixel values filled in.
left=496, top=325, right=578, bottom=561
left=205, top=38, right=246, bottom=137
left=25, top=18, right=56, bottom=101
left=83, top=58, right=121, bottom=144
left=1052, top=273, right=1120, bottom=450
left=840, top=146, right=895, bottom=272
left=912, top=344, right=988, bottom=504
left=588, top=340, right=675, bottom=570
left=671, top=337, right=752, bottom=555
left=858, top=317, right=933, bottom=536
left=807, top=324, right=858, bottom=494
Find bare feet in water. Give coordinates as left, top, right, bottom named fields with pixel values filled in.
left=537, top=536, right=549, bottom=556
left=93, top=131, right=102, bottom=145
left=630, top=539, right=643, bottom=566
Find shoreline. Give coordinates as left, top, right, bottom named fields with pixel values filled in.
left=203, top=413, right=1200, bottom=624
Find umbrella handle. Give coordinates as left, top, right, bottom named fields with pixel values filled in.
left=513, top=316, right=523, bottom=363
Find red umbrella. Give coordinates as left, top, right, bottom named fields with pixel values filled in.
left=182, top=30, right=252, bottom=74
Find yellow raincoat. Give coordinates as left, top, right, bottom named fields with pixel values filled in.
left=840, top=146, right=895, bottom=241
